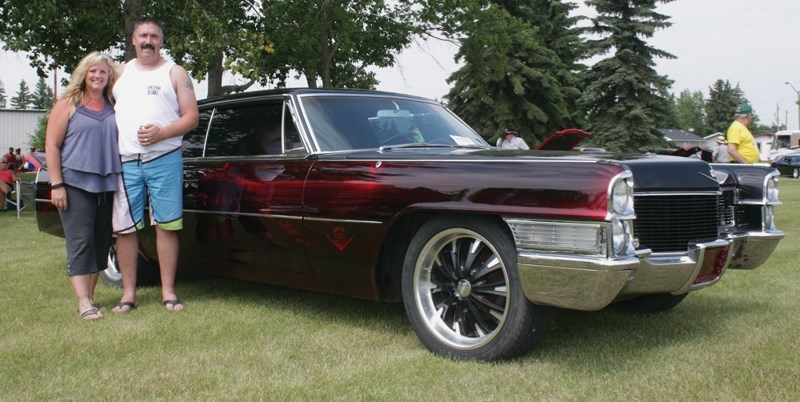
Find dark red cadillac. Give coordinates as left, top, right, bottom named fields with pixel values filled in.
left=36, top=89, right=784, bottom=360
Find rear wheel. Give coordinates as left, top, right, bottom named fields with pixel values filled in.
left=99, top=243, right=159, bottom=287
left=401, top=216, right=550, bottom=360
left=793, top=168, right=799, bottom=179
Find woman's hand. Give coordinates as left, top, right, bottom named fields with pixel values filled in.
left=51, top=187, right=68, bottom=211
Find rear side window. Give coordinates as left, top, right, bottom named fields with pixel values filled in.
left=201, top=100, right=305, bottom=157
left=204, top=102, right=282, bottom=157
left=182, top=110, right=212, bottom=158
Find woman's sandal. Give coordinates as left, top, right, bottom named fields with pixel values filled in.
left=79, top=307, right=102, bottom=320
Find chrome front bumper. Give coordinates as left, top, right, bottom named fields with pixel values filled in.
left=516, top=230, right=783, bottom=311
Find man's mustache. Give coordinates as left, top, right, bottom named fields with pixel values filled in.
left=140, top=43, right=155, bottom=50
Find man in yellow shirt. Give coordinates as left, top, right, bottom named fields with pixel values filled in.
left=726, top=103, right=760, bottom=164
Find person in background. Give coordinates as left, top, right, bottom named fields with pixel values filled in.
left=14, top=148, right=24, bottom=172
left=45, top=51, right=122, bottom=320
left=111, top=15, right=199, bottom=313
left=3, top=147, right=15, bottom=166
left=726, top=103, right=759, bottom=164
left=0, top=158, right=17, bottom=211
left=496, top=128, right=530, bottom=150
left=712, top=136, right=730, bottom=163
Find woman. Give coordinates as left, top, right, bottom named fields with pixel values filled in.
left=45, top=52, right=122, bottom=320
left=0, top=158, right=17, bottom=211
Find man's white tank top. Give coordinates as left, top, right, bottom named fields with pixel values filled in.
left=113, top=59, right=182, bottom=157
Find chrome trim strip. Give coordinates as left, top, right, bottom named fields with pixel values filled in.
left=182, top=209, right=383, bottom=225
left=304, top=216, right=383, bottom=225
left=634, top=191, right=719, bottom=196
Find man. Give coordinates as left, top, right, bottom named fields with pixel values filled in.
left=712, top=136, right=730, bottom=163
left=111, top=16, right=199, bottom=313
left=3, top=147, right=15, bottom=166
left=726, top=103, right=759, bottom=164
left=496, top=128, right=530, bottom=150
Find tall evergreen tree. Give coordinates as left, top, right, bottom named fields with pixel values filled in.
left=10, top=80, right=33, bottom=109
left=32, top=77, right=54, bottom=110
left=519, top=0, right=588, bottom=126
left=580, top=0, right=675, bottom=152
left=445, top=2, right=579, bottom=145
left=705, top=79, right=747, bottom=134
left=0, top=79, right=7, bottom=108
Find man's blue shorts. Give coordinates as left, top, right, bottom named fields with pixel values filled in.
left=113, top=149, right=183, bottom=233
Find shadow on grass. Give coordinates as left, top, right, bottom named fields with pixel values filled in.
left=169, top=270, right=410, bottom=334
left=165, top=269, right=768, bottom=364
left=524, top=292, right=769, bottom=364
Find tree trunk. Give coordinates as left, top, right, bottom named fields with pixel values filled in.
left=122, top=0, right=143, bottom=62
left=206, top=49, right=224, bottom=98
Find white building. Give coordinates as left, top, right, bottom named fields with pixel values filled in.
left=0, top=109, right=46, bottom=150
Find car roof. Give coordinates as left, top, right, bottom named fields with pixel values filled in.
left=198, top=87, right=431, bottom=106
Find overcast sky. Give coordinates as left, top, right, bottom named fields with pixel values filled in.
left=2, top=0, right=799, bottom=131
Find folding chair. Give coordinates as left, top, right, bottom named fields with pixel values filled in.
left=6, top=179, right=33, bottom=218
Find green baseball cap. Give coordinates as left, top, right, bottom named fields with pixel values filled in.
left=735, top=103, right=753, bottom=115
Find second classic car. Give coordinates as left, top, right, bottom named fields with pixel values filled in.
left=35, top=89, right=784, bottom=360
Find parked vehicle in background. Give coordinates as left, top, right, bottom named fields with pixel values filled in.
left=770, top=153, right=800, bottom=178
left=768, top=130, right=800, bottom=162
left=34, top=89, right=785, bottom=361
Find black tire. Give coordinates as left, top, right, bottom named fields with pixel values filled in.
left=401, top=216, right=551, bottom=360
left=614, top=293, right=688, bottom=313
left=99, top=243, right=159, bottom=288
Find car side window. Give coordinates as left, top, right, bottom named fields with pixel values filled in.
left=183, top=110, right=212, bottom=157
left=204, top=102, right=284, bottom=157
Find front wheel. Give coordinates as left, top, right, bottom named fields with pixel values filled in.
left=401, top=216, right=550, bottom=360
left=793, top=168, right=799, bottom=179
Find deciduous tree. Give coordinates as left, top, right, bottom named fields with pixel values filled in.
left=705, top=79, right=747, bottom=134
left=252, top=0, right=419, bottom=89
left=674, top=89, right=706, bottom=134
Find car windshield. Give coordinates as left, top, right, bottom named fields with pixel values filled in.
left=299, top=95, right=489, bottom=152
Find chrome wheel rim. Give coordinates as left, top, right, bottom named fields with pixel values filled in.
left=103, top=244, right=122, bottom=283
left=413, top=228, right=509, bottom=350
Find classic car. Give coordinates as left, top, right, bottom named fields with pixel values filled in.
left=35, top=88, right=784, bottom=361
left=770, top=152, right=800, bottom=178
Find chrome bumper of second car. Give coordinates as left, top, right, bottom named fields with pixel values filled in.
left=725, top=230, right=784, bottom=270
left=516, top=237, right=750, bottom=311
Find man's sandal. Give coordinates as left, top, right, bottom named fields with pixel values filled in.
left=111, top=301, right=138, bottom=314
left=162, top=299, right=184, bottom=312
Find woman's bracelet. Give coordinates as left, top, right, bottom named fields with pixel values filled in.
left=51, top=182, right=65, bottom=189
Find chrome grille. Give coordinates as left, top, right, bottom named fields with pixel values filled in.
left=718, top=188, right=736, bottom=226
left=633, top=194, right=719, bottom=253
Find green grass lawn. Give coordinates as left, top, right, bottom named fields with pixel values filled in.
left=1, top=178, right=798, bottom=401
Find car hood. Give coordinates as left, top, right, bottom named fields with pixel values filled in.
left=334, top=146, right=721, bottom=192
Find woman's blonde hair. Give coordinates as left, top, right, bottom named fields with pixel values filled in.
left=61, top=51, right=116, bottom=105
